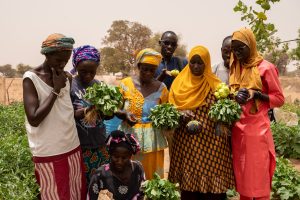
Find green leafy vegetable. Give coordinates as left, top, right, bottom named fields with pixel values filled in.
left=272, top=157, right=300, bottom=200
left=142, top=173, right=180, bottom=200
left=271, top=122, right=300, bottom=159
left=84, top=82, right=123, bottom=117
left=148, top=103, right=181, bottom=130
left=208, top=98, right=242, bottom=125
left=0, top=103, right=39, bottom=199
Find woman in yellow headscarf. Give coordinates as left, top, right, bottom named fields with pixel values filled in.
left=230, top=28, right=284, bottom=200
left=168, top=45, right=235, bottom=200
left=117, top=48, right=169, bottom=179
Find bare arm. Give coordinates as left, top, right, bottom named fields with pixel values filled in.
left=23, top=68, right=67, bottom=127
left=23, top=78, right=58, bottom=127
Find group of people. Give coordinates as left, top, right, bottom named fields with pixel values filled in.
left=23, top=27, right=284, bottom=200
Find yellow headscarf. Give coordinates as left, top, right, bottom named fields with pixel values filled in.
left=169, top=45, right=221, bottom=110
left=229, top=27, right=263, bottom=113
left=135, top=48, right=162, bottom=67
left=229, top=27, right=263, bottom=92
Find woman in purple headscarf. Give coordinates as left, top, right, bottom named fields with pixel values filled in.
left=70, top=45, right=110, bottom=186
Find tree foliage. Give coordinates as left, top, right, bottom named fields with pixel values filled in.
left=233, top=0, right=280, bottom=53
left=290, top=29, right=300, bottom=69
left=0, top=64, right=16, bottom=78
left=0, top=63, right=33, bottom=78
left=233, top=0, right=293, bottom=75
left=264, top=42, right=290, bottom=75
left=16, top=63, right=32, bottom=76
left=101, top=20, right=152, bottom=74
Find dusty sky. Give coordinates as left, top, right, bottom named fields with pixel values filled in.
left=0, top=0, right=299, bottom=71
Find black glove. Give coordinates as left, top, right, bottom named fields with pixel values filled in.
left=235, top=88, right=249, bottom=104
left=253, top=91, right=269, bottom=101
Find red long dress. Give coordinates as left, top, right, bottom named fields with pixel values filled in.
left=232, top=60, right=284, bottom=197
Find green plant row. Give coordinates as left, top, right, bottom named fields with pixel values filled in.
left=271, top=122, right=300, bottom=159
left=272, top=157, right=300, bottom=200
left=0, top=103, right=39, bottom=199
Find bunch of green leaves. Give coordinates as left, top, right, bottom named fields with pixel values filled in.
left=148, top=103, right=181, bottom=130
left=271, top=122, right=300, bottom=159
left=84, top=82, right=123, bottom=116
left=208, top=99, right=242, bottom=125
left=0, top=103, right=39, bottom=199
left=141, top=173, right=180, bottom=200
left=271, top=157, right=300, bottom=200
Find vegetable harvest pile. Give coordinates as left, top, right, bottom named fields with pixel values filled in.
left=208, top=83, right=242, bottom=125
left=148, top=103, right=181, bottom=130
left=83, top=82, right=123, bottom=124
left=141, top=173, right=180, bottom=200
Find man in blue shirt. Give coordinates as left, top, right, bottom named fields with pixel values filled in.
left=155, top=31, right=188, bottom=89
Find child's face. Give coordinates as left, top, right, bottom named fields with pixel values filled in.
left=76, top=60, right=98, bottom=84
left=110, top=146, right=132, bottom=172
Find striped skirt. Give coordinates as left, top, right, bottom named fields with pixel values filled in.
left=33, top=146, right=87, bottom=200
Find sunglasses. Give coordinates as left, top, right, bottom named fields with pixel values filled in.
left=160, top=40, right=177, bottom=47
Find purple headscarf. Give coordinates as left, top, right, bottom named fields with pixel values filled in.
left=71, top=45, right=100, bottom=74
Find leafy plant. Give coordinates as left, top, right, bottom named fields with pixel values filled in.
left=148, top=103, right=181, bottom=130
left=0, top=103, right=39, bottom=199
left=272, top=157, right=300, bottom=200
left=271, top=122, right=300, bottom=159
left=0, top=102, right=26, bottom=137
left=84, top=82, right=123, bottom=117
left=141, top=173, right=180, bottom=200
left=233, top=0, right=280, bottom=53
left=208, top=99, right=242, bottom=125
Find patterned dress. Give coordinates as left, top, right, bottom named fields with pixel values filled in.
left=88, top=161, right=145, bottom=200
left=168, top=91, right=235, bottom=193
left=71, top=77, right=110, bottom=185
left=119, top=77, right=169, bottom=179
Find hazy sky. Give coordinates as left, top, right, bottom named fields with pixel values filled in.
left=0, top=0, right=299, bottom=71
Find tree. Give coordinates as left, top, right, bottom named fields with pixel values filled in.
left=0, top=64, right=16, bottom=78
left=16, top=63, right=32, bottom=76
left=146, top=32, right=187, bottom=57
left=264, top=44, right=289, bottom=74
left=99, top=47, right=127, bottom=74
left=233, top=0, right=280, bottom=53
left=101, top=20, right=152, bottom=74
left=290, top=28, right=300, bottom=69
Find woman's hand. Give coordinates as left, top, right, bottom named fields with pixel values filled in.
left=115, top=110, right=137, bottom=126
left=52, top=68, right=67, bottom=92
left=157, top=69, right=171, bottom=81
left=125, top=112, right=137, bottom=126
left=162, top=69, right=172, bottom=76
left=235, top=88, right=249, bottom=104
left=180, top=110, right=195, bottom=123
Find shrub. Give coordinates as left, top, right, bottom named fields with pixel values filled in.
left=272, top=157, right=300, bottom=200
left=271, top=122, right=300, bottom=159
